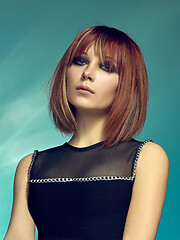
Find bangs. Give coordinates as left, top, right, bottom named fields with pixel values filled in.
left=68, top=30, right=121, bottom=73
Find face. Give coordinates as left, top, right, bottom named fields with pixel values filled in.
left=66, top=44, right=119, bottom=115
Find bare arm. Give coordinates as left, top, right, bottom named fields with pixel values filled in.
left=122, top=142, right=169, bottom=240
left=4, top=153, right=35, bottom=240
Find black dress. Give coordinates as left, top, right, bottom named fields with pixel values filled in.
left=27, top=138, right=153, bottom=240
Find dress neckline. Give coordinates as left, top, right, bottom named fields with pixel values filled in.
left=64, top=138, right=136, bottom=151
left=64, top=141, right=104, bottom=151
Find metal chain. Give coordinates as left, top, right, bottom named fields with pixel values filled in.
left=28, top=139, right=152, bottom=184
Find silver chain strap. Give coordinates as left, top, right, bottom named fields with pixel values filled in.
left=28, top=139, right=152, bottom=183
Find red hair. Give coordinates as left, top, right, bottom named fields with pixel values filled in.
left=47, top=25, right=149, bottom=148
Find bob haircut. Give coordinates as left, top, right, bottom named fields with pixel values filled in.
left=47, top=25, right=149, bottom=148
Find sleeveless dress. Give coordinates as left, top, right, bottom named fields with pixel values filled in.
left=27, top=138, right=153, bottom=240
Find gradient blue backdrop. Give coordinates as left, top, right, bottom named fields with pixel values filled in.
left=1, top=0, right=179, bottom=239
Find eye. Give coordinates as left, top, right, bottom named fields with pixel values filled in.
left=100, top=61, right=117, bottom=73
left=72, top=57, right=88, bottom=66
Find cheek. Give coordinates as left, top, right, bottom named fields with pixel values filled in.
left=66, top=67, right=81, bottom=104
left=66, top=67, right=81, bottom=88
left=100, top=76, right=119, bottom=97
left=94, top=77, right=118, bottom=108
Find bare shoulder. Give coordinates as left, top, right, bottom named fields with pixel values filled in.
left=15, top=153, right=33, bottom=183
left=141, top=140, right=168, bottom=156
left=15, top=153, right=34, bottom=178
left=17, top=152, right=33, bottom=168
left=136, top=141, right=169, bottom=176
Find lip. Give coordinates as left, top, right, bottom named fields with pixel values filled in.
left=76, top=85, right=95, bottom=94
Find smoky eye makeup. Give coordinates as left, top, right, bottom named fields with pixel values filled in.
left=100, top=60, right=117, bottom=73
left=72, top=56, right=88, bottom=66
left=72, top=55, right=117, bottom=73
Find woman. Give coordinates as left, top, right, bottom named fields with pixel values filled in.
left=4, top=25, right=169, bottom=240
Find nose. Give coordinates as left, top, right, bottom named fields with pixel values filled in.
left=82, top=65, right=95, bottom=82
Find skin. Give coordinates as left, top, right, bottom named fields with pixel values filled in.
left=4, top=44, right=169, bottom=240
left=66, top=44, right=119, bottom=147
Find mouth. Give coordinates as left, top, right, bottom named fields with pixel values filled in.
left=76, top=85, right=95, bottom=94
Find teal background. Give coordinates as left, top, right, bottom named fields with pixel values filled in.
left=0, top=0, right=179, bottom=239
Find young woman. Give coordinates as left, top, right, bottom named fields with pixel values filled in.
left=4, top=25, right=169, bottom=240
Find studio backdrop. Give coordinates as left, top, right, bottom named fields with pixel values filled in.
left=0, top=0, right=179, bottom=239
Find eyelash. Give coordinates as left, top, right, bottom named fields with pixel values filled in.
left=72, top=57, right=116, bottom=73
left=73, top=57, right=88, bottom=66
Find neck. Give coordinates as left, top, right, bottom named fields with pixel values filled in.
left=68, top=109, right=107, bottom=147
